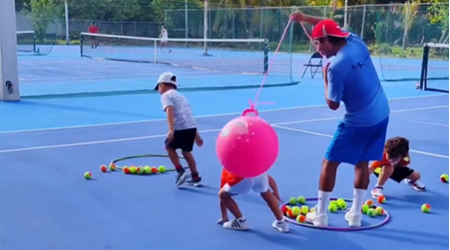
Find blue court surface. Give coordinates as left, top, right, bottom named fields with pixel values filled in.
left=0, top=43, right=449, bottom=250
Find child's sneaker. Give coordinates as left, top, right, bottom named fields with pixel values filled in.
left=223, top=218, right=248, bottom=231
left=405, top=179, right=426, bottom=191
left=306, top=210, right=328, bottom=227
left=175, top=170, right=187, bottom=187
left=272, top=220, right=289, bottom=233
left=371, top=186, right=384, bottom=198
left=186, top=177, right=202, bottom=187
left=345, top=211, right=362, bottom=227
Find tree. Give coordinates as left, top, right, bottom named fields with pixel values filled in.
left=22, top=0, right=58, bottom=42
left=427, top=0, right=449, bottom=43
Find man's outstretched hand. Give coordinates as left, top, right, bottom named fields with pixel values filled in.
left=290, top=11, right=306, bottom=22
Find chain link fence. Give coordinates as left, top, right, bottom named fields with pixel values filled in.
left=165, top=3, right=448, bottom=56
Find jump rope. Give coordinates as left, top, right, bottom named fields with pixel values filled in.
left=250, top=17, right=316, bottom=113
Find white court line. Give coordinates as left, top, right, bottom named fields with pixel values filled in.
left=1, top=105, right=448, bottom=156
left=402, top=119, right=449, bottom=128
left=272, top=125, right=449, bottom=159
left=0, top=94, right=447, bottom=134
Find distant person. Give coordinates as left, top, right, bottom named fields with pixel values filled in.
left=154, top=72, right=203, bottom=187
left=159, top=26, right=171, bottom=53
left=88, top=23, right=99, bottom=49
left=290, top=12, right=390, bottom=227
left=369, top=136, right=425, bottom=198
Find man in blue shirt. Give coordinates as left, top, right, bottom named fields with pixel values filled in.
left=290, top=13, right=390, bottom=227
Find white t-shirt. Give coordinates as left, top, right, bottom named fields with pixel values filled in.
left=161, top=29, right=168, bottom=40
left=161, top=89, right=197, bottom=130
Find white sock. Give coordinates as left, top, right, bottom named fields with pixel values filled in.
left=317, top=190, right=331, bottom=215
left=350, top=188, right=367, bottom=214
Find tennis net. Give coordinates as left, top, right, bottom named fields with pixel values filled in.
left=419, top=43, right=449, bottom=93
left=16, top=30, right=36, bottom=53
left=75, top=32, right=297, bottom=94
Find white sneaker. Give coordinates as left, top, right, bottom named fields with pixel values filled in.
left=405, top=179, right=426, bottom=191
left=306, top=210, right=328, bottom=227
left=345, top=211, right=362, bottom=227
left=217, top=218, right=228, bottom=225
left=223, top=218, right=248, bottom=231
left=371, top=186, right=384, bottom=198
left=272, top=220, right=289, bottom=233
left=175, top=171, right=187, bottom=187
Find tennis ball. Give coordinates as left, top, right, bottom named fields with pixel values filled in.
left=336, top=198, right=345, bottom=204
left=377, top=195, right=386, bottom=204
left=84, top=172, right=92, bottom=179
left=137, top=167, right=145, bottom=175
left=365, top=199, right=374, bottom=207
left=144, top=166, right=151, bottom=174
left=375, top=206, right=385, bottom=216
left=328, top=203, right=338, bottom=213
left=109, top=164, right=116, bottom=171
left=337, top=200, right=347, bottom=209
left=281, top=205, right=290, bottom=215
left=123, top=167, right=131, bottom=174
left=297, top=196, right=306, bottom=204
left=440, top=174, right=449, bottom=183
left=300, top=205, right=309, bottom=215
left=289, top=197, right=297, bottom=205
left=309, top=207, right=316, bottom=213
left=329, top=200, right=338, bottom=207
left=421, top=204, right=431, bottom=213
left=361, top=204, right=369, bottom=214
left=100, top=165, right=107, bottom=172
left=151, top=167, right=158, bottom=174
left=296, top=215, right=306, bottom=223
left=129, top=166, right=137, bottom=174
left=367, top=208, right=377, bottom=217
left=291, top=206, right=301, bottom=216
left=286, top=209, right=296, bottom=218
left=403, top=157, right=410, bottom=162
left=158, top=165, right=166, bottom=173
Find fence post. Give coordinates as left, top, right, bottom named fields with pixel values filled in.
left=360, top=5, right=366, bottom=39
left=260, top=8, right=264, bottom=39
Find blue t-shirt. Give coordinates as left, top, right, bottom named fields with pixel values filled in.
left=327, top=34, right=390, bottom=127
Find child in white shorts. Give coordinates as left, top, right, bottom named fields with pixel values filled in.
left=218, top=169, right=289, bottom=233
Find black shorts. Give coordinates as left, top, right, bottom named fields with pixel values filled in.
left=165, top=128, right=197, bottom=152
left=373, top=165, right=414, bottom=183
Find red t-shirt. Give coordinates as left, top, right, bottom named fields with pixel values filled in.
left=220, top=169, right=244, bottom=188
left=89, top=26, right=99, bottom=33
left=371, top=151, right=411, bottom=168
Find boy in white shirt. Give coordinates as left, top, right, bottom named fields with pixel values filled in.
left=154, top=72, right=203, bottom=186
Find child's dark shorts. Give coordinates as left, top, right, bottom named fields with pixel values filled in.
left=165, top=128, right=197, bottom=152
left=373, top=165, right=415, bottom=183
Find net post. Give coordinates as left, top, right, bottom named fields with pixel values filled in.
left=32, top=32, right=37, bottom=53
left=419, top=43, right=429, bottom=90
left=263, top=39, right=269, bottom=74
left=0, top=0, right=20, bottom=101
left=80, top=33, right=84, bottom=57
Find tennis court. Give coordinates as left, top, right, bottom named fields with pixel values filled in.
left=0, top=34, right=449, bottom=250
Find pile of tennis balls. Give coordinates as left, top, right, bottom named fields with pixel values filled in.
left=361, top=199, right=386, bottom=217
left=100, top=164, right=166, bottom=175
left=281, top=196, right=349, bottom=223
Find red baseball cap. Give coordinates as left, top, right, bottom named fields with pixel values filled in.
left=311, top=19, right=350, bottom=40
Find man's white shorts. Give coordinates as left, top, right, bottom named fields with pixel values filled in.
left=222, top=173, right=269, bottom=194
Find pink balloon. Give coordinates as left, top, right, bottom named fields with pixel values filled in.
left=216, top=115, right=279, bottom=178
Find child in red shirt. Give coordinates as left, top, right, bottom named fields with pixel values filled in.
left=217, top=169, right=289, bottom=232
left=369, top=136, right=425, bottom=198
